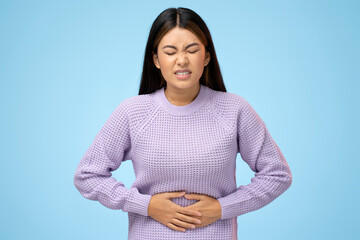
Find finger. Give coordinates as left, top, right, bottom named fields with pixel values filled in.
left=175, top=212, right=202, bottom=225
left=167, top=191, right=186, bottom=199
left=167, top=222, right=186, bottom=232
left=172, top=218, right=196, bottom=229
left=176, top=205, right=202, bottom=216
left=184, top=193, right=202, bottom=200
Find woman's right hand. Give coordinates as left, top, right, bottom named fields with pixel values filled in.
left=147, top=191, right=202, bottom=232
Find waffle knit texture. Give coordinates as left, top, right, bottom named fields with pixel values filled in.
left=74, top=83, right=292, bottom=240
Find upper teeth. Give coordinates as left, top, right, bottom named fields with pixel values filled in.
left=176, top=72, right=190, bottom=75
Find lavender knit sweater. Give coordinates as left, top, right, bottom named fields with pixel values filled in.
left=74, top=84, right=292, bottom=240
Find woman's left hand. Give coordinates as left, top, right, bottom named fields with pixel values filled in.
left=183, top=193, right=222, bottom=228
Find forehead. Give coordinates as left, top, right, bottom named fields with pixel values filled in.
left=159, top=27, right=201, bottom=46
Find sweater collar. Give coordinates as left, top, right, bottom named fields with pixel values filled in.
left=154, top=84, right=209, bottom=116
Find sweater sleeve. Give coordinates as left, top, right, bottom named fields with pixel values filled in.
left=73, top=101, right=152, bottom=216
left=217, top=98, right=292, bottom=219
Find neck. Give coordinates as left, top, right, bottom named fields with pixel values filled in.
left=164, top=84, right=201, bottom=106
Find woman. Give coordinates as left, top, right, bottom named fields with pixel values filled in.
left=74, top=7, right=292, bottom=240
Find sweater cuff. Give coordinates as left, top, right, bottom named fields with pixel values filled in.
left=217, top=193, right=239, bottom=220
left=128, top=188, right=152, bottom=216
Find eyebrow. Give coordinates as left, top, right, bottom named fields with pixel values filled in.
left=162, top=43, right=200, bottom=50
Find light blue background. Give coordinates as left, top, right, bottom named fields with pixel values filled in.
left=1, top=0, right=359, bottom=239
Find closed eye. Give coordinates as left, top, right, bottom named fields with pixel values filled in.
left=165, top=50, right=199, bottom=55
left=189, top=50, right=199, bottom=54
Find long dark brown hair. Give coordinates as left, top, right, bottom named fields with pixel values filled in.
left=138, top=7, right=226, bottom=95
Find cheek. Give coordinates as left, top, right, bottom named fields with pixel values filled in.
left=159, top=56, right=175, bottom=69
left=193, top=53, right=206, bottom=63
left=192, top=55, right=206, bottom=70
left=158, top=59, right=174, bottom=77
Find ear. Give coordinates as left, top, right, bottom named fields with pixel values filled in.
left=204, top=51, right=211, bottom=67
left=153, top=52, right=160, bottom=69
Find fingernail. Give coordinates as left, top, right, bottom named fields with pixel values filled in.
left=197, top=212, right=202, bottom=216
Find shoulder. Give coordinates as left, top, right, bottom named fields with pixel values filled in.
left=207, top=88, right=267, bottom=136
left=207, top=87, right=251, bottom=114
left=207, top=87, right=263, bottom=126
left=113, top=92, right=156, bottom=127
left=116, top=93, right=153, bottom=113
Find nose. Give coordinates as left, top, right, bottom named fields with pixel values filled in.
left=176, top=52, right=189, bottom=66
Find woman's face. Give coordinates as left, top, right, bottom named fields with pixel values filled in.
left=153, top=26, right=211, bottom=90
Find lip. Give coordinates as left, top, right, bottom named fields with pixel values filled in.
left=174, top=71, right=191, bottom=80
left=174, top=69, right=191, bottom=74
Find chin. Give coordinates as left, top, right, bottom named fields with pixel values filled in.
left=167, top=80, right=200, bottom=89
